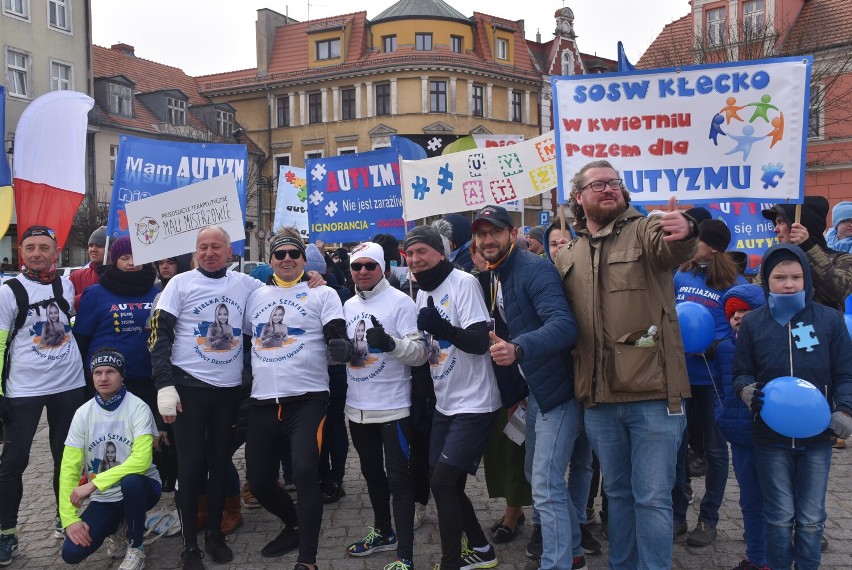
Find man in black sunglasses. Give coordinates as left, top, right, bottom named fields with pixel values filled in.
left=342, top=241, right=427, bottom=570
left=242, top=227, right=353, bottom=570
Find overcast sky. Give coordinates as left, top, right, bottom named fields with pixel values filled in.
left=91, top=0, right=691, bottom=77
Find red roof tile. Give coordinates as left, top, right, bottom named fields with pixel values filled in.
left=783, top=0, right=852, bottom=53
left=636, top=14, right=693, bottom=69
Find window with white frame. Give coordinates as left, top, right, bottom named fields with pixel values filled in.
left=743, top=0, right=764, bottom=35
left=305, top=151, right=323, bottom=162
left=2, top=0, right=29, bottom=19
left=50, top=61, right=71, bottom=91
left=496, top=38, right=508, bottom=60
left=706, top=8, right=725, bottom=47
left=451, top=35, right=463, bottom=54
left=216, top=109, right=233, bottom=136
left=316, top=38, right=340, bottom=60
left=48, top=0, right=70, bottom=31
left=274, top=155, right=291, bottom=178
left=167, top=97, right=186, bottom=125
left=5, top=49, right=30, bottom=98
left=338, top=147, right=357, bottom=155
left=382, top=35, right=397, bottom=53
left=109, top=144, right=119, bottom=183
left=109, top=83, right=132, bottom=116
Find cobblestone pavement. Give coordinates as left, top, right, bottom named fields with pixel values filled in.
left=9, top=413, right=852, bottom=569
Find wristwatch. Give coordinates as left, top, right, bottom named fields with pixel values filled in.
left=513, top=343, right=524, bottom=361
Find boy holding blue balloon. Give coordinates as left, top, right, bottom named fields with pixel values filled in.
left=734, top=243, right=852, bottom=570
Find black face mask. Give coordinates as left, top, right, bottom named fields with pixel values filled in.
left=412, top=259, right=454, bottom=292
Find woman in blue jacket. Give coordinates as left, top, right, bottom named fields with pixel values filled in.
left=672, top=218, right=746, bottom=545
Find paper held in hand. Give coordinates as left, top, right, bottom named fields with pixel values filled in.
left=503, top=401, right=528, bottom=445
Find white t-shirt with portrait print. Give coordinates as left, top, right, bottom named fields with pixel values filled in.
left=65, top=391, right=161, bottom=503
left=415, top=269, right=501, bottom=415
left=244, top=282, right=344, bottom=399
left=344, top=286, right=418, bottom=411
left=0, top=275, right=84, bottom=397
left=156, top=270, right=262, bottom=388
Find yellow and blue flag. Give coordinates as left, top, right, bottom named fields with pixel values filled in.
left=0, top=86, right=14, bottom=239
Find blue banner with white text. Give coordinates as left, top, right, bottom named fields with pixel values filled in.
left=305, top=148, right=406, bottom=243
left=106, top=135, right=248, bottom=255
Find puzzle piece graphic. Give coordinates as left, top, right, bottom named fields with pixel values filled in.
left=285, top=170, right=297, bottom=183
left=309, top=190, right=324, bottom=205
left=311, top=163, right=327, bottom=181
left=325, top=201, right=338, bottom=218
left=427, top=137, right=443, bottom=152
left=529, top=164, right=557, bottom=192
left=791, top=322, right=819, bottom=352
left=760, top=163, right=785, bottom=189
left=297, top=186, right=308, bottom=202
left=412, top=176, right=431, bottom=200
left=437, top=163, right=454, bottom=194
left=535, top=138, right=557, bottom=162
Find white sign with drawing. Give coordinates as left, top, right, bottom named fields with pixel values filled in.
left=124, top=173, right=244, bottom=265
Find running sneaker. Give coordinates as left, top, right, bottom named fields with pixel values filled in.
left=347, top=527, right=397, bottom=557
left=118, top=547, right=146, bottom=570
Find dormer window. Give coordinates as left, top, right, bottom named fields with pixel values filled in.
left=216, top=109, right=233, bottom=136
left=109, top=83, right=132, bottom=116
left=496, top=38, right=508, bottom=60
left=316, top=38, right=340, bottom=61
left=167, top=96, right=186, bottom=125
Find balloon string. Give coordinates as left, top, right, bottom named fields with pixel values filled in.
left=703, top=354, right=724, bottom=408
left=787, top=322, right=794, bottom=376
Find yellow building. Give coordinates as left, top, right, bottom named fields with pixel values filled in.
left=199, top=0, right=553, bottom=232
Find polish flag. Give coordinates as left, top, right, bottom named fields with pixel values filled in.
left=13, top=91, right=94, bottom=249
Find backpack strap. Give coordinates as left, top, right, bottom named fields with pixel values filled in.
left=51, top=277, right=73, bottom=321
left=2, top=279, right=30, bottom=385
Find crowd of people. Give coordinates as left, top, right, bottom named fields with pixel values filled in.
left=0, top=159, right=850, bottom=570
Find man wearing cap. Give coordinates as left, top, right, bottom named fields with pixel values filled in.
left=0, top=225, right=87, bottom=564
left=762, top=196, right=852, bottom=311
left=241, top=227, right=352, bottom=570
left=70, top=226, right=107, bottom=310
left=827, top=201, right=852, bottom=253
left=403, top=225, right=501, bottom=570
left=526, top=226, right=547, bottom=256
left=556, top=160, right=698, bottom=569
left=149, top=225, right=263, bottom=569
left=471, top=205, right=582, bottom=570
left=341, top=241, right=426, bottom=570
left=59, top=348, right=161, bottom=570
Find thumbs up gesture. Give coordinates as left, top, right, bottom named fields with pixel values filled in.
left=659, top=196, right=693, bottom=241
left=489, top=331, right=518, bottom=366
left=366, top=315, right=395, bottom=352
left=417, top=296, right=452, bottom=340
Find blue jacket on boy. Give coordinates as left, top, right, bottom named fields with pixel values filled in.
left=733, top=244, right=852, bottom=447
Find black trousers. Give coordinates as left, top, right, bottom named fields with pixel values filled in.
left=0, top=388, right=85, bottom=530
left=246, top=397, right=327, bottom=565
left=349, top=417, right=414, bottom=561
left=172, top=384, right=240, bottom=547
left=430, top=461, right=490, bottom=570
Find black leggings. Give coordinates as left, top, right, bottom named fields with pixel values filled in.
left=430, top=461, right=489, bottom=570
left=245, top=398, right=327, bottom=565
left=0, top=388, right=85, bottom=530
left=172, top=384, right=240, bottom=547
left=349, top=418, right=414, bottom=561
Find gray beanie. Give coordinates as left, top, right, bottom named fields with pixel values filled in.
left=89, top=226, right=107, bottom=247
left=527, top=225, right=546, bottom=243
left=403, top=226, right=445, bottom=256
left=304, top=244, right=326, bottom=274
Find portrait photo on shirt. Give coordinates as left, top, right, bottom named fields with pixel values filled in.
left=37, top=301, right=69, bottom=348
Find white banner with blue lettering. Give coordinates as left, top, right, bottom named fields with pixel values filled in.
left=305, top=147, right=405, bottom=243
left=107, top=135, right=248, bottom=255
left=552, top=56, right=812, bottom=205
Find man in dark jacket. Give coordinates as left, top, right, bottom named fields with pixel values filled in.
left=762, top=196, right=852, bottom=311
left=472, top=205, right=581, bottom=570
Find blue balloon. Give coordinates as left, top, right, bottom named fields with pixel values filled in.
left=676, top=301, right=715, bottom=353
left=761, top=376, right=831, bottom=439
left=845, top=295, right=852, bottom=315
left=845, top=314, right=852, bottom=340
